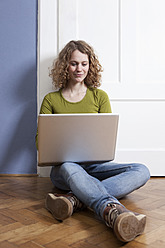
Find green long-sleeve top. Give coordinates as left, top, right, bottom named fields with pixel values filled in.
left=36, top=87, right=112, bottom=149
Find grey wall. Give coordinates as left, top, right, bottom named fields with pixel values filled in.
left=0, top=0, right=37, bottom=174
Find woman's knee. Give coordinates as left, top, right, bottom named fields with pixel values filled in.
left=50, top=165, right=70, bottom=190
left=133, top=163, right=150, bottom=183
left=60, top=162, right=83, bottom=178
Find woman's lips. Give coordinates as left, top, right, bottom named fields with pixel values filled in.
left=75, top=74, right=83, bottom=77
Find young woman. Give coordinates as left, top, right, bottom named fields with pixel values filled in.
left=36, top=40, right=150, bottom=242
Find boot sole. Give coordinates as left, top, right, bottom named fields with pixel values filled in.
left=45, top=193, right=73, bottom=221
left=114, top=212, right=146, bottom=242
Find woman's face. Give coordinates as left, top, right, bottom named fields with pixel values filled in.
left=68, top=49, right=89, bottom=85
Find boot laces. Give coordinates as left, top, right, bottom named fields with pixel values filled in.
left=66, top=194, right=82, bottom=211
left=105, top=203, right=119, bottom=228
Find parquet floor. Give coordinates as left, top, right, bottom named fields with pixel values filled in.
left=0, top=176, right=165, bottom=248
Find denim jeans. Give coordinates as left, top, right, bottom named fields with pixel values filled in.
left=50, top=161, right=150, bottom=219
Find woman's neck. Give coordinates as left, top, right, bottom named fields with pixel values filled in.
left=62, top=82, right=87, bottom=102
left=65, top=81, right=87, bottom=93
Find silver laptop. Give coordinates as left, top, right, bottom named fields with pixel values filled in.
left=38, top=113, right=119, bottom=166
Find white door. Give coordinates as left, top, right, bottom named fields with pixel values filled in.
left=38, top=0, right=165, bottom=176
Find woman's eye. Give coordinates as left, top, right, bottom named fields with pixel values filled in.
left=71, top=63, right=76, bottom=66
left=82, top=63, right=87, bottom=67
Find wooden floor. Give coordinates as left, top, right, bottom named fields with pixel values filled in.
left=0, top=177, right=165, bottom=248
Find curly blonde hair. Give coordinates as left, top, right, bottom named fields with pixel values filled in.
left=49, top=40, right=103, bottom=89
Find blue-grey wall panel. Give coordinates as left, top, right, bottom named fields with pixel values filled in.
left=0, top=0, right=37, bottom=174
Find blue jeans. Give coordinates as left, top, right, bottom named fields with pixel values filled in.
left=50, top=161, right=150, bottom=219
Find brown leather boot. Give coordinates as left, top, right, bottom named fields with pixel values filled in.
left=103, top=203, right=146, bottom=242
left=45, top=192, right=85, bottom=221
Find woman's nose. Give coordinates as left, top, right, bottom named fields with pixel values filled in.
left=77, top=64, right=82, bottom=71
